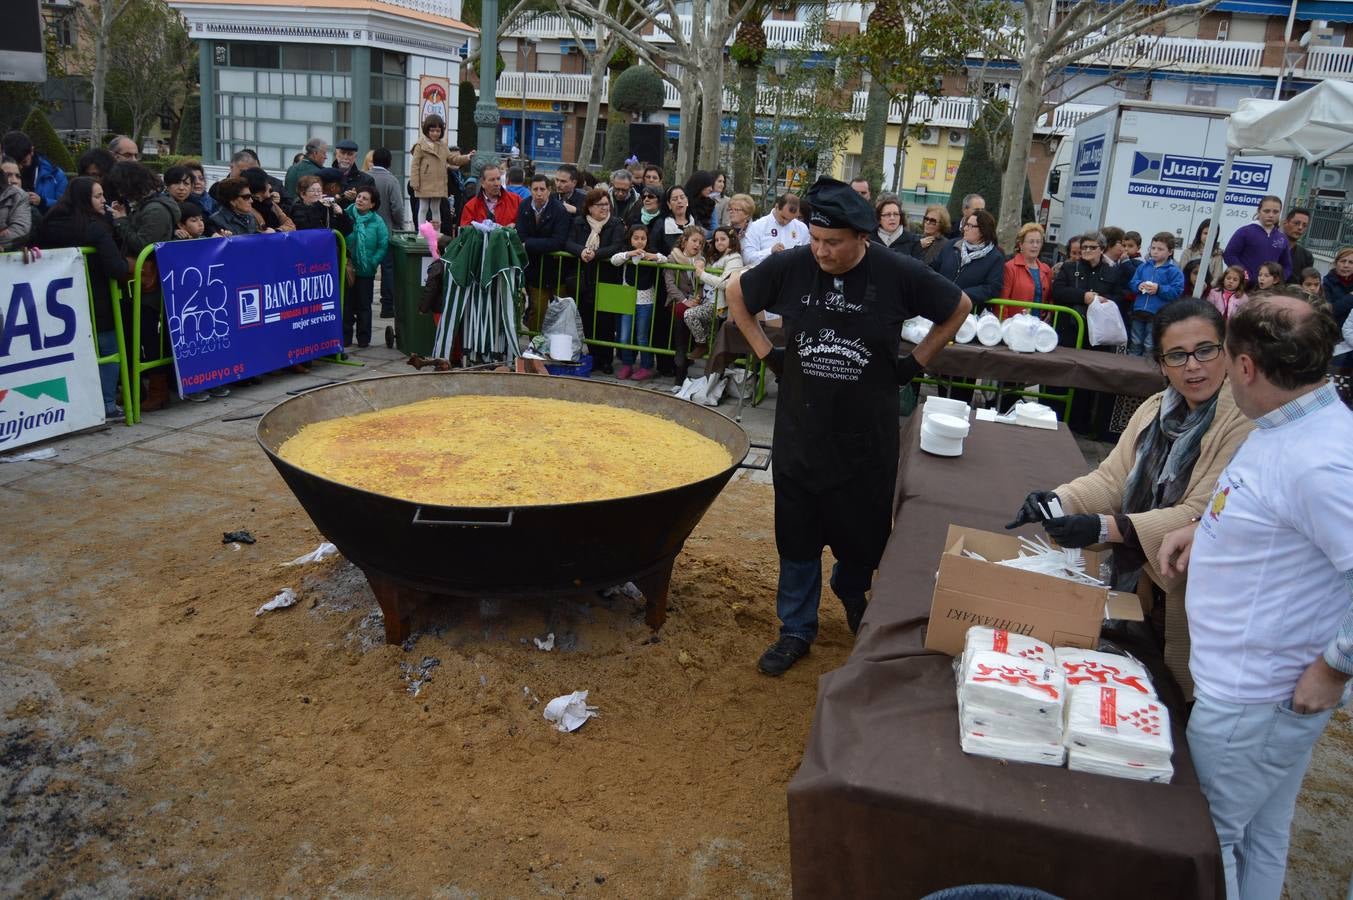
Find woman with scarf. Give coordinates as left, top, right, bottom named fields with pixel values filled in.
left=875, top=196, right=917, bottom=255
left=931, top=208, right=1003, bottom=402
left=565, top=188, right=625, bottom=373
left=649, top=185, right=695, bottom=376
left=623, top=185, right=663, bottom=229
left=1006, top=299, right=1252, bottom=702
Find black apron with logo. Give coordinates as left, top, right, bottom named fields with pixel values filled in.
left=772, top=256, right=900, bottom=569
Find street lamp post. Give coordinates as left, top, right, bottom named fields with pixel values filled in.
left=520, top=38, right=537, bottom=163
left=472, top=0, right=502, bottom=180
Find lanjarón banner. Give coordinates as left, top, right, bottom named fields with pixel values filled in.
left=0, top=248, right=104, bottom=449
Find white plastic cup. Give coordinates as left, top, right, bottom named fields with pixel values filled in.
left=548, top=333, right=572, bottom=361
left=955, top=314, right=978, bottom=344
left=976, top=313, right=1003, bottom=347
left=1034, top=322, right=1059, bottom=353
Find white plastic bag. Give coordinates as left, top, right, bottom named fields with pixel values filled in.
left=1086, top=298, right=1128, bottom=347
left=541, top=296, right=585, bottom=361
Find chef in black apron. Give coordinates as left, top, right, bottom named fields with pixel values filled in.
left=726, top=177, right=972, bottom=675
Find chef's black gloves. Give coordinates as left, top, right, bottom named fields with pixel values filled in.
left=1005, top=491, right=1060, bottom=530
left=1042, top=514, right=1101, bottom=549
left=895, top=354, right=923, bottom=386
left=762, top=347, right=785, bottom=378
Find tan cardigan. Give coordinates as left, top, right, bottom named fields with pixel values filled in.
left=409, top=139, right=472, bottom=199
left=1054, top=385, right=1253, bottom=699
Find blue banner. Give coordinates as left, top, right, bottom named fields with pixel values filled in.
left=153, top=231, right=343, bottom=396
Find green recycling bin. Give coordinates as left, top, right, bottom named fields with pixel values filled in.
left=388, top=231, right=439, bottom=356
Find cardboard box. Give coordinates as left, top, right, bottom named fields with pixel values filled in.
left=925, top=524, right=1143, bottom=656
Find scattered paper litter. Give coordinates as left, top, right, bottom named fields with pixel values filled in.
left=0, top=447, right=57, bottom=462
left=282, top=542, right=339, bottom=566
left=543, top=690, right=598, bottom=732
left=255, top=587, right=297, bottom=616
left=533, top=633, right=555, bottom=652
left=603, top=582, right=643, bottom=602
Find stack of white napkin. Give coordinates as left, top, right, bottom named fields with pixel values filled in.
left=958, top=628, right=1067, bottom=766
left=1057, top=648, right=1174, bottom=783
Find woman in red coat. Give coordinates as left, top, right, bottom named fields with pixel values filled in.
left=1001, top=222, right=1054, bottom=320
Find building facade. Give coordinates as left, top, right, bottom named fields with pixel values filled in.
left=169, top=0, right=475, bottom=180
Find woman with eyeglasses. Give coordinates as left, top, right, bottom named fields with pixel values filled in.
left=874, top=196, right=916, bottom=255
left=1051, top=229, right=1127, bottom=349
left=911, top=204, right=950, bottom=266
left=1006, top=299, right=1252, bottom=702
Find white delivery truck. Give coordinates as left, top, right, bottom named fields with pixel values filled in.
left=1044, top=101, right=1297, bottom=256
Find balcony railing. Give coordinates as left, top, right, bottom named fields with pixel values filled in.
left=1303, top=45, right=1353, bottom=78
left=505, top=12, right=593, bottom=40
left=495, top=71, right=681, bottom=107
left=374, top=0, right=459, bottom=19
left=847, top=93, right=981, bottom=128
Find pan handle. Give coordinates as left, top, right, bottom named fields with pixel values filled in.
left=412, top=507, right=516, bottom=527
left=736, top=441, right=773, bottom=471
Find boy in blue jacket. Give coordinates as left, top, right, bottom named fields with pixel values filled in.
left=1127, top=230, right=1185, bottom=356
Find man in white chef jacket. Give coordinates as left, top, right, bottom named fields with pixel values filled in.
left=741, top=193, right=810, bottom=266
left=1158, top=291, right=1353, bottom=900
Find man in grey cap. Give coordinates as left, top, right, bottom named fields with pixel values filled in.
left=726, top=177, right=973, bottom=675
left=332, top=138, right=375, bottom=205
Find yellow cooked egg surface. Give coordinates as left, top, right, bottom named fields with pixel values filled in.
left=277, top=395, right=732, bottom=506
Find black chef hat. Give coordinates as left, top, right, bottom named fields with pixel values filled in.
left=805, top=177, right=875, bottom=234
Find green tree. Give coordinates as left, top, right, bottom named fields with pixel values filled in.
left=21, top=108, right=76, bottom=173
left=179, top=92, right=202, bottom=156
left=100, top=0, right=194, bottom=145
left=756, top=20, right=853, bottom=199
left=610, top=65, right=665, bottom=118
left=838, top=0, right=1008, bottom=197
left=948, top=101, right=1035, bottom=231
left=994, top=0, right=1219, bottom=248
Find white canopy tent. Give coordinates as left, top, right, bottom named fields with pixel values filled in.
left=1193, top=80, right=1353, bottom=296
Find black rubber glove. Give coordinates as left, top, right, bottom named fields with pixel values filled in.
left=762, top=347, right=785, bottom=378
left=1043, top=514, right=1102, bottom=549
left=895, top=354, right=924, bottom=386
left=1005, top=491, right=1060, bottom=530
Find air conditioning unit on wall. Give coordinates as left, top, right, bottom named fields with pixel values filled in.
left=948, top=129, right=967, bottom=147
left=918, top=126, right=939, bottom=145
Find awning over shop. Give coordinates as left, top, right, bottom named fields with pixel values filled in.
left=1213, top=0, right=1353, bottom=22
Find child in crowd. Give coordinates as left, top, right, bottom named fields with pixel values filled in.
left=609, top=224, right=664, bottom=381
left=664, top=226, right=705, bottom=356
left=1255, top=260, right=1283, bottom=292
left=1299, top=266, right=1323, bottom=304
left=1205, top=264, right=1248, bottom=318
left=1122, top=231, right=1143, bottom=264
left=174, top=200, right=205, bottom=240
left=1127, top=230, right=1185, bottom=356
left=690, top=226, right=743, bottom=357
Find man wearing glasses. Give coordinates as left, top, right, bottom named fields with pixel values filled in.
left=1050, top=230, right=1126, bottom=348
left=108, top=135, right=139, bottom=161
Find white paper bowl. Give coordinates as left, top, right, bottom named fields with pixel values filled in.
left=1034, top=322, right=1059, bottom=353
left=920, top=428, right=964, bottom=456
left=1003, top=315, right=1039, bottom=353
left=923, top=396, right=971, bottom=420
left=923, top=412, right=971, bottom=440
left=976, top=315, right=1003, bottom=347
left=1015, top=402, right=1059, bottom=430
left=955, top=314, right=978, bottom=344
